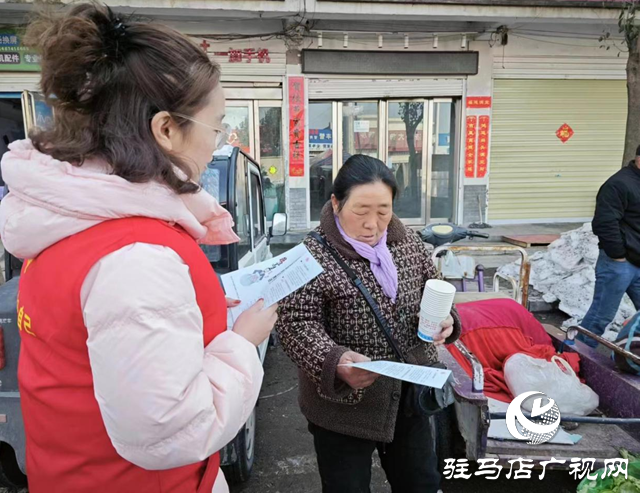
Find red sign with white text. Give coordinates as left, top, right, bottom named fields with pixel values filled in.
left=465, top=116, right=478, bottom=178
left=288, top=77, right=305, bottom=177
left=477, top=116, right=490, bottom=178
left=467, top=97, right=492, bottom=109
left=211, top=48, right=271, bottom=64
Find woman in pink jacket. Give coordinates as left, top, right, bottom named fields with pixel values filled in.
left=0, top=4, right=275, bottom=492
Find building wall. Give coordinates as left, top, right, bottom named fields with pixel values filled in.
left=465, top=32, right=627, bottom=225
left=1, top=6, right=627, bottom=229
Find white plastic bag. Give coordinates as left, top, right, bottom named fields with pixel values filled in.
left=504, top=353, right=599, bottom=416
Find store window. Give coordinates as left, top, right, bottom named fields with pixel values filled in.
left=309, top=102, right=334, bottom=221
left=258, top=105, right=284, bottom=221
left=388, top=101, right=425, bottom=220
left=431, top=101, right=456, bottom=221
left=307, top=98, right=459, bottom=225
left=342, top=101, right=379, bottom=163
left=225, top=105, right=252, bottom=155
left=0, top=95, right=25, bottom=168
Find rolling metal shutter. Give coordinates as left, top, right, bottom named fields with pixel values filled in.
left=488, top=79, right=627, bottom=223
left=0, top=73, right=40, bottom=92
left=493, top=56, right=626, bottom=80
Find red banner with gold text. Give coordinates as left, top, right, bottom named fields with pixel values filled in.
left=288, top=77, right=305, bottom=177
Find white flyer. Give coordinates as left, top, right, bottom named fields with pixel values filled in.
left=221, top=243, right=323, bottom=328
left=344, top=360, right=452, bottom=389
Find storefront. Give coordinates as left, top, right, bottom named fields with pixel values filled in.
left=486, top=49, right=628, bottom=224
left=202, top=39, right=288, bottom=221
left=488, top=79, right=627, bottom=223
left=0, top=28, right=50, bottom=167
left=287, top=39, right=480, bottom=229
left=306, top=94, right=460, bottom=225
left=2, top=15, right=632, bottom=230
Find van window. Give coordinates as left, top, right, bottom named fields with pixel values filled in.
left=199, top=165, right=223, bottom=264
left=235, top=155, right=251, bottom=259
left=250, top=172, right=265, bottom=246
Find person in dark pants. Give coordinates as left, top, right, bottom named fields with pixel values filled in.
left=581, top=145, right=640, bottom=347
left=276, top=155, right=461, bottom=493
left=308, top=383, right=440, bottom=493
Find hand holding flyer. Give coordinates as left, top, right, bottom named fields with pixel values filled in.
left=340, top=360, right=452, bottom=389
left=221, top=244, right=323, bottom=328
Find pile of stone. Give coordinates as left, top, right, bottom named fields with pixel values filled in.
left=498, top=223, right=634, bottom=340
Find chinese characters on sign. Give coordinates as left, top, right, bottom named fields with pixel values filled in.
left=556, top=123, right=574, bottom=143
left=0, top=53, right=20, bottom=64
left=467, top=96, right=492, bottom=109
left=477, top=116, right=490, bottom=178
left=212, top=48, right=271, bottom=64
left=288, top=77, right=305, bottom=177
left=465, top=116, right=478, bottom=178
left=444, top=457, right=628, bottom=482
left=466, top=95, right=491, bottom=178
left=24, top=54, right=41, bottom=64
left=0, top=29, right=41, bottom=71
left=309, top=128, right=333, bottom=151
left=0, top=34, right=19, bottom=47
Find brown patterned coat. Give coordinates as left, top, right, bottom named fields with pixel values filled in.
left=275, top=204, right=461, bottom=443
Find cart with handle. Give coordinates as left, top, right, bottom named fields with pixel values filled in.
left=429, top=244, right=640, bottom=471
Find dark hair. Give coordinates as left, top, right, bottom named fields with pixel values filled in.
left=332, top=154, right=398, bottom=210
left=25, top=3, right=221, bottom=194
left=636, top=145, right=640, bottom=157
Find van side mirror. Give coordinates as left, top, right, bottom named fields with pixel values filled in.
left=270, top=213, right=288, bottom=237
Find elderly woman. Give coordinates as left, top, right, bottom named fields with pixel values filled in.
left=276, top=154, right=461, bottom=493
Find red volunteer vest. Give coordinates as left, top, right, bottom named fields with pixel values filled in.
left=16, top=217, right=227, bottom=493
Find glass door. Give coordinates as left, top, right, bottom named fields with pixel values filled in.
left=309, top=100, right=381, bottom=222
left=429, top=100, right=457, bottom=222
left=225, top=100, right=284, bottom=221
left=224, top=101, right=254, bottom=157
left=387, top=100, right=427, bottom=223
left=309, top=101, right=335, bottom=221
left=255, top=101, right=284, bottom=221
left=340, top=101, right=380, bottom=165
left=307, top=98, right=459, bottom=226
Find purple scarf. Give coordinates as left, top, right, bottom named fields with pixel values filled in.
left=335, top=216, right=399, bottom=303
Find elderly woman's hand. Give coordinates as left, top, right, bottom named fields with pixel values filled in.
left=431, top=315, right=454, bottom=346
left=337, top=351, right=380, bottom=390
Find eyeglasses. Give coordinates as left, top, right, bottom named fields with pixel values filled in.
left=172, top=112, right=231, bottom=150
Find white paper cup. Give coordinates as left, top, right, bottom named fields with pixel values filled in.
left=418, top=312, right=449, bottom=342
left=418, top=280, right=456, bottom=342
left=424, top=279, right=456, bottom=297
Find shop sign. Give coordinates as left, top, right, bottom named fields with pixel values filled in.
left=212, top=47, right=271, bottom=64
left=288, top=76, right=305, bottom=177
left=0, top=29, right=41, bottom=72
left=465, top=116, right=478, bottom=178
left=309, top=128, right=332, bottom=151
left=467, top=97, right=492, bottom=109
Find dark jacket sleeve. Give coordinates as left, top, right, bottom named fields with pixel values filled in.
left=592, top=180, right=628, bottom=260
left=275, top=242, right=352, bottom=400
